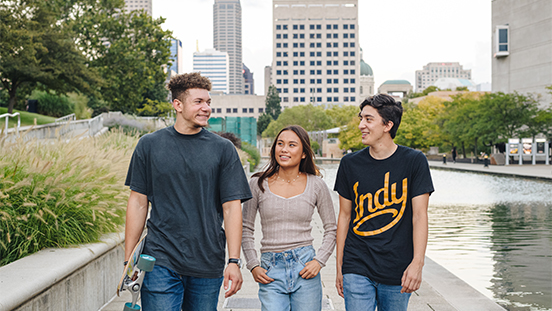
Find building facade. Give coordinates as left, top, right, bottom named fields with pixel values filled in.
left=415, top=62, right=472, bottom=93
left=169, top=38, right=184, bottom=76
left=193, top=49, right=230, bottom=94
left=124, top=0, right=152, bottom=15
left=213, top=0, right=244, bottom=94
left=359, top=48, right=374, bottom=100
left=209, top=94, right=266, bottom=119
left=492, top=0, right=552, bottom=106
left=272, top=0, right=360, bottom=108
left=378, top=80, right=413, bottom=99
left=243, top=64, right=255, bottom=95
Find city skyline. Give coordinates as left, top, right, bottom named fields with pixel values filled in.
left=153, top=0, right=491, bottom=96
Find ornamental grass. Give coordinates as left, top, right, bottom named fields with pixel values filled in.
left=0, top=130, right=139, bottom=266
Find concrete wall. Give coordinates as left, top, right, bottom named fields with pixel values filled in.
left=492, top=0, right=552, bottom=107
left=0, top=233, right=124, bottom=311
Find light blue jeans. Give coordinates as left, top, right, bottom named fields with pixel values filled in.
left=343, top=273, right=411, bottom=311
left=259, top=245, right=322, bottom=311
left=141, top=265, right=223, bottom=311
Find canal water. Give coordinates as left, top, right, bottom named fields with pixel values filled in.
left=316, top=163, right=552, bottom=311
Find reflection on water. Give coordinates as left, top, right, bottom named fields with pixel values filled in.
left=316, top=164, right=552, bottom=311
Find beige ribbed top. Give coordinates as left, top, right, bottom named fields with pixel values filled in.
left=242, top=174, right=337, bottom=271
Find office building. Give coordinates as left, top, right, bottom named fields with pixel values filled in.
left=492, top=0, right=552, bottom=106
left=415, top=62, right=472, bottom=93
left=193, top=49, right=230, bottom=94
left=272, top=0, right=360, bottom=108
left=209, top=94, right=266, bottom=119
left=213, top=0, right=244, bottom=94
left=124, top=0, right=152, bottom=15
left=243, top=64, right=255, bottom=95
left=378, top=80, right=412, bottom=99
left=168, top=38, right=184, bottom=76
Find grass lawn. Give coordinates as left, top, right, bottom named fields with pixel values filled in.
left=0, top=107, right=57, bottom=128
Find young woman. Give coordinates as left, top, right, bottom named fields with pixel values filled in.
left=242, top=125, right=337, bottom=311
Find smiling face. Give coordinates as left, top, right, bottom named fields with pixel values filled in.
left=358, top=105, right=394, bottom=146
left=173, top=88, right=211, bottom=133
left=274, top=130, right=306, bottom=169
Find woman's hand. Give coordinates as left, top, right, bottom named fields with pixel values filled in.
left=251, top=266, right=274, bottom=284
left=299, top=260, right=321, bottom=279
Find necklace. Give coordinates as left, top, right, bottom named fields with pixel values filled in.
left=276, top=171, right=301, bottom=183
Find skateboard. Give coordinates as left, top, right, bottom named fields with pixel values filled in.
left=117, top=233, right=156, bottom=311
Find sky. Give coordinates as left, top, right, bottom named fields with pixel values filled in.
left=153, top=0, right=492, bottom=95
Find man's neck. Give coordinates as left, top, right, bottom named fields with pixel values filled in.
left=369, top=138, right=397, bottom=160
left=174, top=119, right=202, bottom=135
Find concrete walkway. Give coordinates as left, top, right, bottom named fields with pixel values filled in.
left=101, top=160, right=552, bottom=311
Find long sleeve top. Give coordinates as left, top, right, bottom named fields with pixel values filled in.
left=242, top=174, right=337, bottom=271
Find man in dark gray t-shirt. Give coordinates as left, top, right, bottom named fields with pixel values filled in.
left=124, top=72, right=252, bottom=311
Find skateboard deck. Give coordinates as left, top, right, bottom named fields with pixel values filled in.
left=117, top=233, right=156, bottom=310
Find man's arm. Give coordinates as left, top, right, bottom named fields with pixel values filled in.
left=335, top=195, right=352, bottom=298
left=222, top=199, right=243, bottom=298
left=125, top=190, right=149, bottom=262
left=401, top=193, right=430, bottom=293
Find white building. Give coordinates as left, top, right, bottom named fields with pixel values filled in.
left=272, top=0, right=360, bottom=108
left=124, top=0, right=152, bottom=15
left=359, top=48, right=374, bottom=100
left=209, top=94, right=266, bottom=119
left=193, top=49, right=230, bottom=94
left=415, top=62, right=472, bottom=93
left=213, top=0, right=244, bottom=94
left=492, top=0, right=552, bottom=106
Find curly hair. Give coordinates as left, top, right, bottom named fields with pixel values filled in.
left=168, top=72, right=212, bottom=102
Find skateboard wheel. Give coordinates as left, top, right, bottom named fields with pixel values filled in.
left=137, top=254, right=156, bottom=272
left=123, top=302, right=140, bottom=311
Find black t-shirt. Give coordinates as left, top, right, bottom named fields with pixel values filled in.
left=125, top=127, right=252, bottom=278
left=334, top=145, right=434, bottom=285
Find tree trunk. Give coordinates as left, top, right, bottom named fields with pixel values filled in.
left=7, top=86, right=17, bottom=114
left=461, top=142, right=467, bottom=158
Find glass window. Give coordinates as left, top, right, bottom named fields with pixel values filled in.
left=344, top=60, right=349, bottom=65
left=344, top=88, right=349, bottom=93
left=327, top=51, right=332, bottom=57
left=344, top=79, right=349, bottom=84
left=300, top=52, right=305, bottom=57
left=344, top=96, right=349, bottom=102
left=310, top=33, right=315, bottom=39
left=327, top=79, right=332, bottom=84
left=327, top=88, right=332, bottom=93
left=327, top=70, right=332, bottom=74
left=293, top=43, right=298, bottom=48
left=293, top=79, right=298, bottom=84
left=300, top=42, right=304, bottom=47
left=226, top=108, right=231, bottom=113
left=242, top=108, right=247, bottom=113
left=310, top=52, right=315, bottom=57
left=276, top=34, right=281, bottom=39
left=316, top=33, right=321, bottom=38
left=326, top=24, right=331, bottom=29
left=316, top=24, right=321, bottom=30
left=283, top=97, right=288, bottom=102
left=293, top=88, right=298, bottom=93
left=333, top=61, right=338, bottom=65
left=350, top=60, right=356, bottom=65
left=276, top=25, right=281, bottom=30
left=300, top=97, right=305, bottom=102
left=300, top=88, right=305, bottom=92
left=326, top=33, right=332, bottom=39
left=233, top=108, right=238, bottom=113
left=293, top=52, right=298, bottom=57
left=327, top=60, right=332, bottom=66
left=327, top=97, right=332, bottom=102
left=333, top=88, right=338, bottom=93
left=283, top=52, right=288, bottom=57
left=277, top=70, right=282, bottom=75
left=293, top=97, right=299, bottom=102
left=283, top=43, right=288, bottom=48
left=350, top=24, right=355, bottom=29
left=317, top=79, right=322, bottom=84
left=350, top=33, right=355, bottom=38
left=277, top=79, right=282, bottom=84
left=276, top=61, right=281, bottom=66
left=317, top=70, right=322, bottom=75
left=333, top=33, right=338, bottom=38
left=333, top=51, right=338, bottom=56
left=344, top=70, right=348, bottom=74
left=293, top=34, right=298, bottom=39
left=283, top=88, right=288, bottom=93
left=350, top=42, right=355, bottom=47
left=316, top=61, right=321, bottom=66
left=351, top=69, right=356, bottom=74
left=310, top=70, right=315, bottom=74
left=333, top=43, right=338, bottom=48
left=283, top=34, right=288, bottom=39
left=334, top=97, right=338, bottom=102
left=344, top=51, right=349, bottom=56
left=350, top=51, right=355, bottom=56
left=351, top=79, right=355, bottom=84
left=217, top=108, right=221, bottom=113
left=333, top=70, right=338, bottom=75
left=283, top=61, right=288, bottom=66
left=277, top=43, right=281, bottom=48
left=344, top=42, right=349, bottom=48
left=310, top=61, right=315, bottom=66
left=283, top=70, right=288, bottom=75
left=310, top=79, right=315, bottom=84
left=293, top=70, right=298, bottom=75
left=343, top=24, right=348, bottom=29
left=283, top=79, right=288, bottom=84
left=276, top=52, right=281, bottom=57
left=333, top=24, right=338, bottom=29
left=351, top=96, right=355, bottom=101
left=300, top=79, right=305, bottom=84
left=310, top=24, right=315, bottom=30
left=316, top=51, right=321, bottom=57
left=293, top=24, right=298, bottom=30
left=333, top=79, right=338, bottom=84
left=310, top=42, right=315, bottom=47
left=317, top=88, right=322, bottom=93
left=343, top=33, right=348, bottom=38
left=327, top=42, right=332, bottom=48
left=350, top=87, right=355, bottom=92
left=300, top=25, right=305, bottom=30
left=283, top=25, right=288, bottom=30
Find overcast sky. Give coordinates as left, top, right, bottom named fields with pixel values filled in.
left=153, top=0, right=492, bottom=95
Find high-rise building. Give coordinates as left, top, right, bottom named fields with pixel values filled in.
left=415, top=62, right=472, bottom=92
left=124, top=0, right=152, bottom=15
left=213, top=0, right=244, bottom=94
left=243, top=64, right=255, bottom=95
left=492, top=0, right=552, bottom=106
left=272, top=0, right=360, bottom=108
left=193, top=49, right=230, bottom=94
left=169, top=38, right=184, bottom=76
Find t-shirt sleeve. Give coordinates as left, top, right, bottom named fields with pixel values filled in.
left=410, top=152, right=435, bottom=198
left=125, top=138, right=148, bottom=196
left=218, top=142, right=253, bottom=204
left=333, top=156, right=352, bottom=200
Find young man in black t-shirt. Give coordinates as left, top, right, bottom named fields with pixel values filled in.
left=334, top=94, right=434, bottom=311
left=125, top=72, right=252, bottom=310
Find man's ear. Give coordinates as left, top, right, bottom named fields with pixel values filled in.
left=173, top=98, right=183, bottom=112
left=383, top=120, right=394, bottom=133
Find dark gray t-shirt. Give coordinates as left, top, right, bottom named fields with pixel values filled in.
left=125, top=127, right=252, bottom=278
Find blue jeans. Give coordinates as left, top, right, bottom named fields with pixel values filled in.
left=343, top=273, right=411, bottom=311
left=141, top=265, right=223, bottom=311
left=258, top=245, right=322, bottom=311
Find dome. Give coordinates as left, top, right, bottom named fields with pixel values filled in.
left=360, top=59, right=373, bottom=76
left=381, top=80, right=411, bottom=85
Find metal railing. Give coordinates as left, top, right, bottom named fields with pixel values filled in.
left=55, top=113, right=76, bottom=123
left=1, top=112, right=21, bottom=136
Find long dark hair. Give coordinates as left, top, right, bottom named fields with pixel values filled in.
left=253, top=125, right=320, bottom=192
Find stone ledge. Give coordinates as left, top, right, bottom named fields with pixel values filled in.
left=0, top=232, right=124, bottom=311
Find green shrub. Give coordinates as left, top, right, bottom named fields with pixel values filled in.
left=68, top=93, right=91, bottom=119
left=241, top=142, right=260, bottom=172
left=0, top=130, right=139, bottom=266
left=31, top=90, right=74, bottom=118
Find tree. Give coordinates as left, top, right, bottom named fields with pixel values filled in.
left=262, top=104, right=332, bottom=137
left=265, top=85, right=282, bottom=120
left=0, top=1, right=101, bottom=113
left=422, top=86, right=440, bottom=96
left=338, top=117, right=363, bottom=151
left=257, top=113, right=273, bottom=136
left=324, top=104, right=359, bottom=128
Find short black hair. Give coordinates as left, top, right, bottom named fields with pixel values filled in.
left=359, top=94, right=403, bottom=138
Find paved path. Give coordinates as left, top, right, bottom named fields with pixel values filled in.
left=101, top=160, right=552, bottom=311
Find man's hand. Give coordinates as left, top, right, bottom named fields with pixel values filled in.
left=335, top=270, right=344, bottom=298
left=400, top=260, right=424, bottom=293
left=299, top=260, right=321, bottom=279
left=251, top=266, right=274, bottom=284
left=223, top=263, right=243, bottom=298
